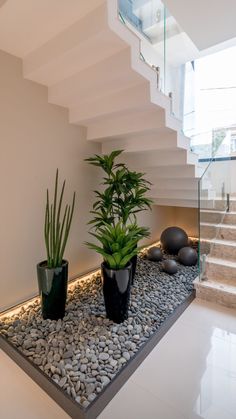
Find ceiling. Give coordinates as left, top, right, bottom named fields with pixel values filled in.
left=164, top=0, right=236, bottom=51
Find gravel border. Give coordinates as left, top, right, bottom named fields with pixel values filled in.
left=0, top=246, right=198, bottom=409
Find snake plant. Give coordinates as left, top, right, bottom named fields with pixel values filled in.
left=44, top=169, right=75, bottom=268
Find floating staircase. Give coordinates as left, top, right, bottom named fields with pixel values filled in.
left=195, top=200, right=236, bottom=309
left=0, top=0, right=204, bottom=208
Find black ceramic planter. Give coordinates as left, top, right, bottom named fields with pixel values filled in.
left=101, top=262, right=132, bottom=324
left=37, top=260, right=68, bottom=320
left=130, top=254, right=137, bottom=284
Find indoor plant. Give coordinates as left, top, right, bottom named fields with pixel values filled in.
left=37, top=169, right=75, bottom=320
left=86, top=150, right=152, bottom=280
left=86, top=222, right=143, bottom=323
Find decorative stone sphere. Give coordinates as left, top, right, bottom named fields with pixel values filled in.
left=163, top=259, right=178, bottom=275
left=178, top=246, right=198, bottom=266
left=146, top=247, right=163, bottom=262
left=160, top=226, right=188, bottom=255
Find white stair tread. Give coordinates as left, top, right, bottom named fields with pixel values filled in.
left=151, top=197, right=198, bottom=208
left=201, top=222, right=236, bottom=229
left=203, top=238, right=236, bottom=247
left=201, top=210, right=236, bottom=215
left=206, top=256, right=236, bottom=269
left=197, top=279, right=236, bottom=295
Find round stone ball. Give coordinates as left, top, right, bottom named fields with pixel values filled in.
left=163, top=259, right=178, bottom=275
left=146, top=246, right=163, bottom=262
left=178, top=246, right=198, bottom=266
left=160, top=226, right=188, bottom=255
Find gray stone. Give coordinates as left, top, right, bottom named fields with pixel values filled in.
left=58, top=377, right=67, bottom=388
left=99, top=352, right=109, bottom=361
left=80, top=357, right=89, bottom=364
left=101, top=376, right=110, bottom=386
left=88, top=393, right=96, bottom=402
left=109, top=359, right=118, bottom=367
left=80, top=364, right=87, bottom=373
left=75, top=381, right=81, bottom=392
left=86, top=383, right=95, bottom=395
left=53, top=353, right=61, bottom=362
left=122, top=352, right=130, bottom=361
left=63, top=350, right=73, bottom=359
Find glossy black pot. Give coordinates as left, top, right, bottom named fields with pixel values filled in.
left=130, top=254, right=138, bottom=284
left=101, top=262, right=132, bottom=324
left=37, top=260, right=68, bottom=320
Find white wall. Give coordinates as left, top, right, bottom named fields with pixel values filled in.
left=0, top=50, right=103, bottom=311
left=173, top=207, right=198, bottom=238
left=0, top=50, right=180, bottom=311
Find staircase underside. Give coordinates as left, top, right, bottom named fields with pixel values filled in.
left=0, top=0, right=202, bottom=207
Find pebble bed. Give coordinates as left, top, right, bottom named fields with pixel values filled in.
left=0, top=249, right=198, bottom=409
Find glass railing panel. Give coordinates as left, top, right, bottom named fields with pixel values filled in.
left=118, top=0, right=166, bottom=91
left=198, top=135, right=231, bottom=280
left=163, top=7, right=191, bottom=119
left=183, top=62, right=196, bottom=136
left=190, top=126, right=232, bottom=162
left=118, top=0, right=194, bottom=120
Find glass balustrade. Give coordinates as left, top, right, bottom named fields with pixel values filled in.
left=117, top=1, right=234, bottom=282
left=118, top=0, right=195, bottom=120
left=190, top=127, right=229, bottom=161
left=198, top=130, right=231, bottom=280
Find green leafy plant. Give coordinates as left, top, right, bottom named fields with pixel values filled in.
left=44, top=169, right=75, bottom=268
left=86, top=222, right=148, bottom=270
left=86, top=150, right=153, bottom=228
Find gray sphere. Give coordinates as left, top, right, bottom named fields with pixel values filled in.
left=178, top=247, right=198, bottom=266
left=161, top=226, right=188, bottom=255
left=147, top=247, right=163, bottom=262
left=163, top=259, right=178, bottom=275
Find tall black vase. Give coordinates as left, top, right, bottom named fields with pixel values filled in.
left=37, top=260, right=68, bottom=320
left=130, top=254, right=138, bottom=284
left=101, top=262, right=132, bottom=324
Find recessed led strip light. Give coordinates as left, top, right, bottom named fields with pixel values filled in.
left=0, top=239, right=198, bottom=320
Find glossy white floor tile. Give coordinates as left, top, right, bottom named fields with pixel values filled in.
left=0, top=349, right=70, bottom=419
left=1, top=299, right=236, bottom=419
left=99, top=300, right=236, bottom=419
left=99, top=379, right=185, bottom=419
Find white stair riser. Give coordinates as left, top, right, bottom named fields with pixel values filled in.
left=151, top=178, right=199, bottom=191
left=151, top=198, right=198, bottom=208
left=201, top=224, right=236, bottom=241
left=201, top=211, right=236, bottom=224
left=223, top=213, right=236, bottom=224
left=86, top=109, right=165, bottom=140
left=150, top=189, right=198, bottom=200
left=145, top=165, right=197, bottom=180
left=101, top=131, right=180, bottom=153
left=200, top=212, right=223, bottom=224
left=48, top=47, right=144, bottom=108
left=210, top=242, right=236, bottom=262
left=195, top=283, right=236, bottom=309
left=70, top=82, right=151, bottom=124
left=120, top=150, right=189, bottom=169
left=206, top=262, right=236, bottom=283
